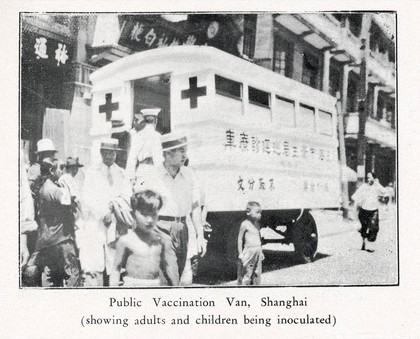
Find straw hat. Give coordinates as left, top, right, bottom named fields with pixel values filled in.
left=161, top=131, right=188, bottom=151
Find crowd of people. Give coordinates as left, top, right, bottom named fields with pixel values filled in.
left=20, top=108, right=216, bottom=287
left=20, top=107, right=394, bottom=287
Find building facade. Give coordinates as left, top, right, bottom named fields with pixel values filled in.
left=247, top=13, right=396, bottom=195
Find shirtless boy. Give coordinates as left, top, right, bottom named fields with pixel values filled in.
left=109, top=190, right=164, bottom=287
left=237, top=201, right=264, bottom=285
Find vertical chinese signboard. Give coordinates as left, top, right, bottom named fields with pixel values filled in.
left=21, top=29, right=73, bottom=154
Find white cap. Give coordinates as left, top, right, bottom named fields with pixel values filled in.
left=140, top=108, right=160, bottom=117
left=36, top=138, right=57, bottom=154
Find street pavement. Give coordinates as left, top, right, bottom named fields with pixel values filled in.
left=195, top=203, right=397, bottom=286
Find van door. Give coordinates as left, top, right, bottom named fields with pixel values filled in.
left=133, top=73, right=171, bottom=134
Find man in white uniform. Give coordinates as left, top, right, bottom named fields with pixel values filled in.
left=126, top=108, right=162, bottom=185
left=81, top=138, right=132, bottom=286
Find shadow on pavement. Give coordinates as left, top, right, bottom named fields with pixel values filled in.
left=194, top=250, right=330, bottom=286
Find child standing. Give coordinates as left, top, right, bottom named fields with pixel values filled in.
left=237, top=201, right=264, bottom=285
left=109, top=190, right=164, bottom=287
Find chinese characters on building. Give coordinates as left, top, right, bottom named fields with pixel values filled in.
left=124, top=20, right=199, bottom=50
left=33, top=36, right=69, bottom=66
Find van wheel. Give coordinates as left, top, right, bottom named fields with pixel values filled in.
left=292, top=211, right=318, bottom=263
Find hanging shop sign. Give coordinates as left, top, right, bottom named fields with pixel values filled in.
left=118, top=15, right=241, bottom=56
left=21, top=31, right=72, bottom=69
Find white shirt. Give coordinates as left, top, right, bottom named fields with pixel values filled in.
left=58, top=173, right=80, bottom=200
left=83, top=162, right=131, bottom=221
left=139, top=164, right=200, bottom=218
left=126, top=125, right=163, bottom=180
left=352, top=182, right=386, bottom=211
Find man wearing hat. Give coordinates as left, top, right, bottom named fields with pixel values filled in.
left=27, top=138, right=58, bottom=196
left=58, top=157, right=84, bottom=198
left=22, top=158, right=83, bottom=287
left=139, top=132, right=207, bottom=286
left=126, top=108, right=163, bottom=183
left=26, top=138, right=58, bottom=255
left=81, top=138, right=132, bottom=286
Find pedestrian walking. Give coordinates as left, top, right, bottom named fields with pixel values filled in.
left=81, top=138, right=132, bottom=286
left=22, top=158, right=82, bottom=287
left=109, top=190, right=164, bottom=287
left=351, top=172, right=387, bottom=252
left=237, top=201, right=264, bottom=286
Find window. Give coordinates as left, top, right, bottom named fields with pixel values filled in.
left=318, top=110, right=333, bottom=136
left=346, top=73, right=358, bottom=113
left=299, top=104, right=315, bottom=132
left=377, top=92, right=386, bottom=121
left=275, top=96, right=295, bottom=127
left=386, top=98, right=395, bottom=128
left=302, top=53, right=320, bottom=89
left=248, top=87, right=270, bottom=108
left=273, top=36, right=293, bottom=77
left=243, top=15, right=257, bottom=59
left=329, top=64, right=341, bottom=97
left=215, top=75, right=242, bottom=99
left=347, top=14, right=362, bottom=37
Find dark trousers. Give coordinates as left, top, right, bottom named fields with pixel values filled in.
left=358, top=208, right=379, bottom=242
left=22, top=239, right=83, bottom=287
left=157, top=220, right=188, bottom=286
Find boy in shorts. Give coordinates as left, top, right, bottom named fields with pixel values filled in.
left=237, top=201, right=264, bottom=285
left=109, top=190, right=164, bottom=287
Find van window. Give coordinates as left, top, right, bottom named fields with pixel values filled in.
left=248, top=86, right=270, bottom=108
left=275, top=96, right=295, bottom=127
left=318, top=110, right=333, bottom=136
left=299, top=104, right=315, bottom=132
left=215, top=75, right=242, bottom=99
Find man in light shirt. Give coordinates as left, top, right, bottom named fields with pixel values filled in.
left=81, top=138, right=132, bottom=286
left=351, top=172, right=387, bottom=251
left=136, top=132, right=207, bottom=285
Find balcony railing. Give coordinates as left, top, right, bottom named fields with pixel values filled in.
left=345, top=112, right=396, bottom=148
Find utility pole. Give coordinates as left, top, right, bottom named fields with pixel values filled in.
left=356, top=40, right=368, bottom=185
left=356, top=14, right=373, bottom=185
left=336, top=92, right=349, bottom=219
